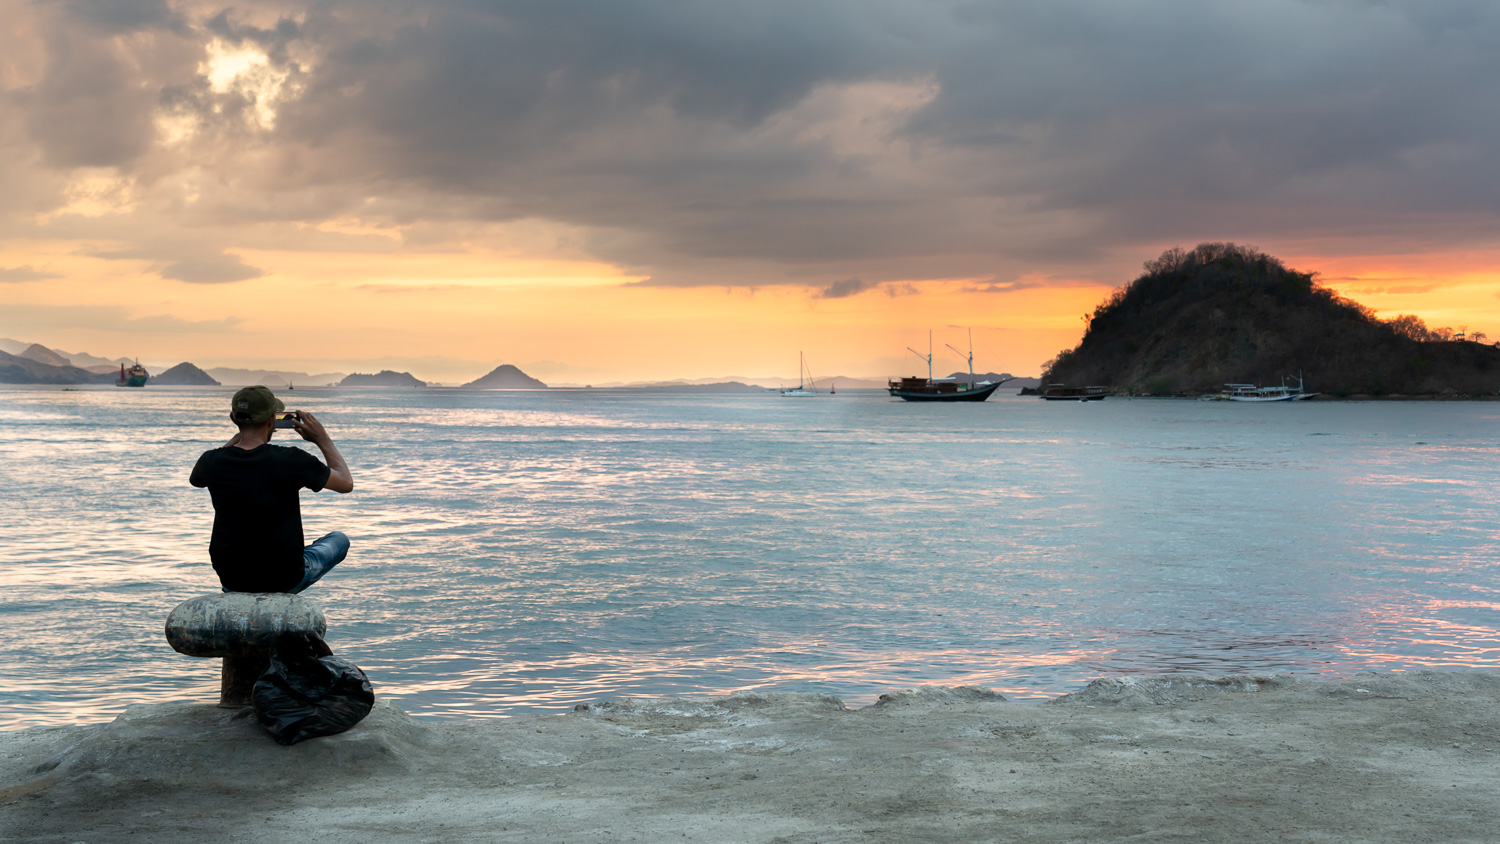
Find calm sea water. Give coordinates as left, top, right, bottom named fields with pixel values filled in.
left=2, top=385, right=1499, bottom=729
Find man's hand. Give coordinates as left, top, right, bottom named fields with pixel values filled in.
left=293, top=411, right=332, bottom=445
left=294, top=412, right=354, bottom=493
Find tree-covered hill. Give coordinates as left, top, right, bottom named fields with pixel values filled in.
left=1041, top=243, right=1500, bottom=397
left=151, top=362, right=220, bottom=385
left=337, top=370, right=428, bottom=387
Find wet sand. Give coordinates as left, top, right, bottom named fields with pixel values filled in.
left=4, top=671, right=1500, bottom=842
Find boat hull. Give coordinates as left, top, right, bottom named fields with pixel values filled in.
left=1039, top=384, right=1109, bottom=401
left=888, top=381, right=1003, bottom=402
left=1220, top=376, right=1316, bottom=402
left=1223, top=393, right=1317, bottom=402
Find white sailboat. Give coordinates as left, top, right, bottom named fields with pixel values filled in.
left=781, top=352, right=818, bottom=397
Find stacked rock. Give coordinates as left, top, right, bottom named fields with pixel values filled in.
left=164, top=593, right=327, bottom=706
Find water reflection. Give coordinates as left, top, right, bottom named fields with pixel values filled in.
left=3, top=388, right=1500, bottom=728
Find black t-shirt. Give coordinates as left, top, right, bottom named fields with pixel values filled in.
left=190, top=443, right=332, bottom=592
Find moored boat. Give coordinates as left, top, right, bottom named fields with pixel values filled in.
left=1220, top=372, right=1317, bottom=402
left=889, top=376, right=1006, bottom=402
left=781, top=352, right=819, bottom=397
left=115, top=361, right=149, bottom=388
left=1041, top=384, right=1108, bottom=401
left=888, top=329, right=1009, bottom=402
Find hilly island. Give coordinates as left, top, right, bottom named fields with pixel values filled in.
left=1043, top=243, right=1500, bottom=397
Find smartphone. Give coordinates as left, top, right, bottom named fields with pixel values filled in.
left=273, top=411, right=300, bottom=429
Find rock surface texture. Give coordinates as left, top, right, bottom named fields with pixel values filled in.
left=4, top=671, right=1500, bottom=842
left=164, top=593, right=327, bottom=658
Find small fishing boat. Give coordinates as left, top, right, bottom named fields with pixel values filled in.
left=888, top=330, right=1009, bottom=402
left=1041, top=384, right=1108, bottom=401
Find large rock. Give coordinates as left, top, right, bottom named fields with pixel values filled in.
left=165, top=593, right=326, bottom=658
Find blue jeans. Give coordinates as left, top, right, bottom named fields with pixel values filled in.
left=291, top=531, right=350, bottom=593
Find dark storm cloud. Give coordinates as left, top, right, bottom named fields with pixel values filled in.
left=913, top=3, right=1500, bottom=209
left=203, top=9, right=302, bottom=64
left=275, top=0, right=1500, bottom=281
left=9, top=0, right=1500, bottom=289
left=277, top=1, right=919, bottom=193
left=819, top=278, right=872, bottom=299
left=61, top=0, right=185, bottom=33
left=12, top=24, right=161, bottom=168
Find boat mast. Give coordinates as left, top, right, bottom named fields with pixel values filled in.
left=907, top=331, right=932, bottom=381
left=945, top=328, right=975, bottom=388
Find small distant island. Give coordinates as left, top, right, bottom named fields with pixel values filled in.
left=1043, top=242, right=1500, bottom=397
left=151, top=362, right=220, bottom=386
left=337, top=370, right=428, bottom=387
left=462, top=364, right=547, bottom=389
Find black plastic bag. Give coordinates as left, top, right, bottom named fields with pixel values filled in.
left=252, top=632, right=375, bottom=746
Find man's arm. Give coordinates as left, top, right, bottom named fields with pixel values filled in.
left=293, top=411, right=354, bottom=493
left=189, top=451, right=209, bottom=488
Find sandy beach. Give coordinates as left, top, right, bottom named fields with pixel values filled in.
left=4, top=671, right=1499, bottom=842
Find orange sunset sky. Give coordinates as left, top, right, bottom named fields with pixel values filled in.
left=2, top=1, right=1497, bottom=384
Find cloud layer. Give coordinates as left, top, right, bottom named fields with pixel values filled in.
left=4, top=0, right=1498, bottom=294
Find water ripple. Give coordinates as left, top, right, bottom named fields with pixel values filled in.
left=2, top=387, right=1499, bottom=727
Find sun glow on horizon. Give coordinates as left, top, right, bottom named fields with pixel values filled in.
left=6, top=228, right=1500, bottom=384
left=0, top=228, right=1120, bottom=383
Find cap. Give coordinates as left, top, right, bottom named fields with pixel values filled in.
left=230, top=385, right=285, bottom=424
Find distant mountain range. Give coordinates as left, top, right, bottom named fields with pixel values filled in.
left=0, top=338, right=133, bottom=371
left=557, top=372, right=1035, bottom=390
left=0, top=350, right=115, bottom=384
left=204, top=368, right=348, bottom=388
left=0, top=337, right=1039, bottom=390
left=338, top=370, right=428, bottom=387
left=578, top=380, right=764, bottom=391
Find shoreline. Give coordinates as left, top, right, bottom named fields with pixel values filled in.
left=6, top=670, right=1500, bottom=842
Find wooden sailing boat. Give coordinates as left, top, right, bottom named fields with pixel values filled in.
left=887, top=329, right=1009, bottom=402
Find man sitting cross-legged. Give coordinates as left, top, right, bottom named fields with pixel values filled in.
left=190, top=385, right=355, bottom=593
